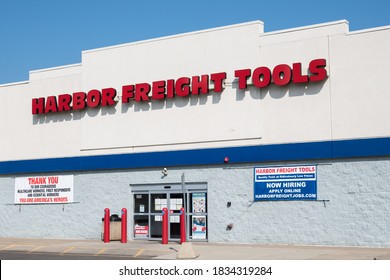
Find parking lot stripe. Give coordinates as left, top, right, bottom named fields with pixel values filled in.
left=27, top=246, right=44, bottom=254
left=60, top=246, right=75, bottom=255
left=0, top=244, right=16, bottom=251
left=134, top=248, right=145, bottom=257
left=94, top=248, right=107, bottom=256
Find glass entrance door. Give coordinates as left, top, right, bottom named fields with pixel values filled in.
left=150, top=193, right=167, bottom=239
left=169, top=193, right=184, bottom=239
left=133, top=192, right=185, bottom=241
left=149, top=192, right=184, bottom=240
left=132, top=183, right=207, bottom=241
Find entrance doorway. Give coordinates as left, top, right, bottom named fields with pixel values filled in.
left=132, top=183, right=207, bottom=241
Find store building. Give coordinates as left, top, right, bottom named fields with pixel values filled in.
left=0, top=20, right=389, bottom=247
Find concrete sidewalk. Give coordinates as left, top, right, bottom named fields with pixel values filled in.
left=1, top=237, right=390, bottom=260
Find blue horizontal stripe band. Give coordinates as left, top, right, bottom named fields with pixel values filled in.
left=1, top=137, right=390, bottom=175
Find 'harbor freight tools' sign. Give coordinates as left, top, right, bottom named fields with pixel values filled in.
left=254, top=165, right=317, bottom=201
left=31, top=58, right=327, bottom=114
left=15, top=175, right=74, bottom=204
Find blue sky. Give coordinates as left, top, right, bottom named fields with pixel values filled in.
left=0, top=0, right=389, bottom=84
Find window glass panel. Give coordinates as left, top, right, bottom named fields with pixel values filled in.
left=134, top=193, right=149, bottom=213
left=189, top=215, right=207, bottom=240
left=150, top=215, right=163, bottom=238
left=190, top=192, right=207, bottom=213
left=151, top=193, right=167, bottom=213
left=134, top=215, right=149, bottom=238
left=169, top=193, right=184, bottom=214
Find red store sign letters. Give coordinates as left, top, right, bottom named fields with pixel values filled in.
left=32, top=58, right=327, bottom=115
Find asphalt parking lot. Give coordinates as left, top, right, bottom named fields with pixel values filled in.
left=1, top=237, right=390, bottom=260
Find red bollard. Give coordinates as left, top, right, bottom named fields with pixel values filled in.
left=180, top=207, right=186, bottom=244
left=121, top=208, right=127, bottom=243
left=103, top=208, right=110, bottom=243
left=162, top=207, right=168, bottom=244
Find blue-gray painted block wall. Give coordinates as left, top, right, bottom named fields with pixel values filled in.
left=0, top=158, right=389, bottom=247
